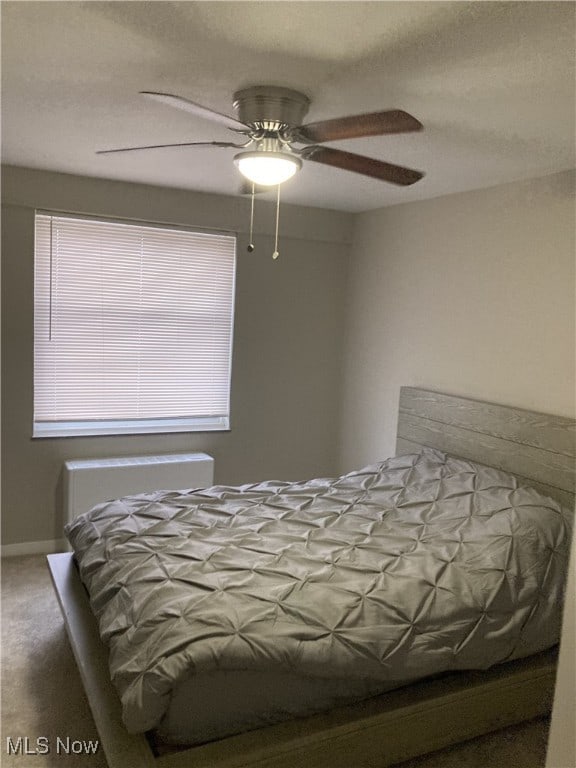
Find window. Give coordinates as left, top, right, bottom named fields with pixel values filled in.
left=33, top=212, right=236, bottom=437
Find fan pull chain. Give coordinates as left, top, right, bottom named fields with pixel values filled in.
left=272, top=184, right=280, bottom=260
left=247, top=182, right=255, bottom=253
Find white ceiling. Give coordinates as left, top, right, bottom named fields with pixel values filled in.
left=2, top=1, right=574, bottom=212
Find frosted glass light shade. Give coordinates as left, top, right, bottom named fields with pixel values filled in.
left=234, top=151, right=301, bottom=186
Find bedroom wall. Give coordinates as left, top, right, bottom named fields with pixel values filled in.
left=339, top=170, right=576, bottom=470
left=1, top=165, right=353, bottom=550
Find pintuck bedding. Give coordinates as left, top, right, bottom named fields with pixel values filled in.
left=66, top=448, right=572, bottom=743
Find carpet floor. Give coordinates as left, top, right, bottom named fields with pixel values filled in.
left=1, top=554, right=551, bottom=768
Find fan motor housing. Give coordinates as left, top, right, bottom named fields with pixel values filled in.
left=233, top=86, right=310, bottom=128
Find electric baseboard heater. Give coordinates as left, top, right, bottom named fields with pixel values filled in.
left=63, top=452, right=214, bottom=523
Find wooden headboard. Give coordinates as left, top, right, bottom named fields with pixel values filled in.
left=396, top=387, right=575, bottom=509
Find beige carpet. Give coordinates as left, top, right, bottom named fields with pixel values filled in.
left=1, top=554, right=551, bottom=768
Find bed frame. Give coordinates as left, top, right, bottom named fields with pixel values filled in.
left=47, top=386, right=575, bottom=768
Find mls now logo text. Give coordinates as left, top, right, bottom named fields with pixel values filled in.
left=6, top=736, right=100, bottom=756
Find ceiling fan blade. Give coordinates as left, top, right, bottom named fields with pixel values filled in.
left=303, top=146, right=424, bottom=186
left=297, top=110, right=423, bottom=143
left=97, top=140, right=242, bottom=155
left=141, top=91, right=249, bottom=132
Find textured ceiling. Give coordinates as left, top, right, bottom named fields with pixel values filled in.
left=1, top=1, right=575, bottom=212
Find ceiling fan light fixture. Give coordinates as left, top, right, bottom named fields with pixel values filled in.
left=234, top=151, right=302, bottom=186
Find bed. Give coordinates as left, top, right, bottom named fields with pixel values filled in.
left=48, top=386, right=575, bottom=768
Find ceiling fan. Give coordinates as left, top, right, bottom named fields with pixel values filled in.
left=98, top=85, right=425, bottom=188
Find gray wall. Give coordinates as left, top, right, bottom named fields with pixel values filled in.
left=1, top=166, right=353, bottom=547
left=4, top=167, right=575, bottom=549
left=339, top=170, right=576, bottom=472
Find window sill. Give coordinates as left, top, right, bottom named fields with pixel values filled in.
left=32, top=417, right=230, bottom=438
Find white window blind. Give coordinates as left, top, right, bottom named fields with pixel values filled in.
left=34, top=213, right=236, bottom=437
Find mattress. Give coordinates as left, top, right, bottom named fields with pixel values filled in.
left=66, top=448, right=572, bottom=742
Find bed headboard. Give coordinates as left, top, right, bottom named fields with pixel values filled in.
left=396, top=387, right=576, bottom=509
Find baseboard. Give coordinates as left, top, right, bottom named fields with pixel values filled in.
left=1, top=538, right=69, bottom=557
